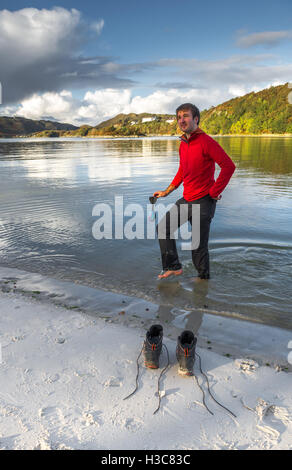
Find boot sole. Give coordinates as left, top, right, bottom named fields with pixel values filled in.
left=144, top=362, right=159, bottom=369
left=178, top=367, right=194, bottom=376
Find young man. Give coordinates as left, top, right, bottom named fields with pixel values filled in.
left=153, top=103, right=236, bottom=280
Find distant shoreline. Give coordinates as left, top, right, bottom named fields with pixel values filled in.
left=1, top=133, right=292, bottom=139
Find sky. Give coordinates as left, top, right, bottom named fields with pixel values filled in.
left=1, top=0, right=292, bottom=126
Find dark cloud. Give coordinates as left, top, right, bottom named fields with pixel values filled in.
left=0, top=7, right=145, bottom=105
left=2, top=55, right=138, bottom=104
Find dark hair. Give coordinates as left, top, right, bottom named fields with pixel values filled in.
left=176, top=103, right=200, bottom=125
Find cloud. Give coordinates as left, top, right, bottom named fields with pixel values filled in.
left=227, top=84, right=263, bottom=97
left=126, top=89, right=224, bottom=114
left=2, top=7, right=292, bottom=119
left=15, top=90, right=77, bottom=124
left=14, top=89, right=134, bottom=126
left=154, top=82, right=206, bottom=90
left=0, top=7, right=84, bottom=68
left=78, top=89, right=132, bottom=123
left=90, top=19, right=105, bottom=35
left=2, top=9, right=292, bottom=127
left=236, top=30, right=292, bottom=48
left=153, top=55, right=292, bottom=91
left=0, top=7, right=138, bottom=104
left=13, top=87, right=233, bottom=126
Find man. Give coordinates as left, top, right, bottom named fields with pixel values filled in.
left=153, top=103, right=236, bottom=280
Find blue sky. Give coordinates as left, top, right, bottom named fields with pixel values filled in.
left=1, top=0, right=292, bottom=125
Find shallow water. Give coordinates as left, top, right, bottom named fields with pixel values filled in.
left=0, top=136, right=291, bottom=329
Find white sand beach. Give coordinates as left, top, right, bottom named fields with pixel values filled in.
left=0, top=280, right=292, bottom=450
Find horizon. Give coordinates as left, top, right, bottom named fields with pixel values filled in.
left=0, top=1, right=292, bottom=126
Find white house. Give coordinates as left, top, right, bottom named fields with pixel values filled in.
left=142, top=117, right=155, bottom=123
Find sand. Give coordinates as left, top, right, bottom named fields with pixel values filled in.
left=0, top=285, right=291, bottom=450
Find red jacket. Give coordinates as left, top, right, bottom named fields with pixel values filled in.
left=171, top=128, right=236, bottom=201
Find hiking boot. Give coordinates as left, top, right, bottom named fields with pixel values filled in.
left=176, top=330, right=197, bottom=376
left=143, top=324, right=163, bottom=369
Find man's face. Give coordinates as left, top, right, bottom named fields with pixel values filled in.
left=177, top=109, right=198, bottom=135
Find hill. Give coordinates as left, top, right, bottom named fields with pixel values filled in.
left=49, top=113, right=178, bottom=138
left=0, top=116, right=77, bottom=138
left=200, top=83, right=292, bottom=135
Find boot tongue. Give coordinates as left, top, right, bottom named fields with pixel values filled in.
left=180, top=331, right=194, bottom=345
left=149, top=325, right=162, bottom=337
left=147, top=330, right=162, bottom=343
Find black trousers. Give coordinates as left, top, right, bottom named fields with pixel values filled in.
left=157, top=195, right=216, bottom=279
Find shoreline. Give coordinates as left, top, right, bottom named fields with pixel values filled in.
left=0, top=265, right=291, bottom=368
left=0, top=282, right=292, bottom=449
left=1, top=133, right=292, bottom=140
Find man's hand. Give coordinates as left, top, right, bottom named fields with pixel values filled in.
left=154, top=184, right=176, bottom=198
left=211, top=195, right=222, bottom=201
left=153, top=190, right=168, bottom=198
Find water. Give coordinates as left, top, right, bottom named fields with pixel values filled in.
left=0, top=136, right=291, bottom=330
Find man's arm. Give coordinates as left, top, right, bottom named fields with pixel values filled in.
left=205, top=136, right=236, bottom=198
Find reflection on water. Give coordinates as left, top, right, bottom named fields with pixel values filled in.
left=0, top=136, right=292, bottom=330
left=216, top=136, right=292, bottom=175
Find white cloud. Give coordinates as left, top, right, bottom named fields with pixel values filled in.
left=15, top=91, right=77, bottom=123
left=91, top=19, right=105, bottom=35
left=126, top=89, right=224, bottom=114
left=236, top=30, right=292, bottom=48
left=12, top=87, right=241, bottom=126
left=0, top=105, right=17, bottom=116
left=228, top=85, right=263, bottom=97
left=14, top=89, right=134, bottom=125
left=0, top=7, right=82, bottom=67
left=80, top=89, right=132, bottom=120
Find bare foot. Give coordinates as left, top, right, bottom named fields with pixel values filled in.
left=158, top=269, right=183, bottom=279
